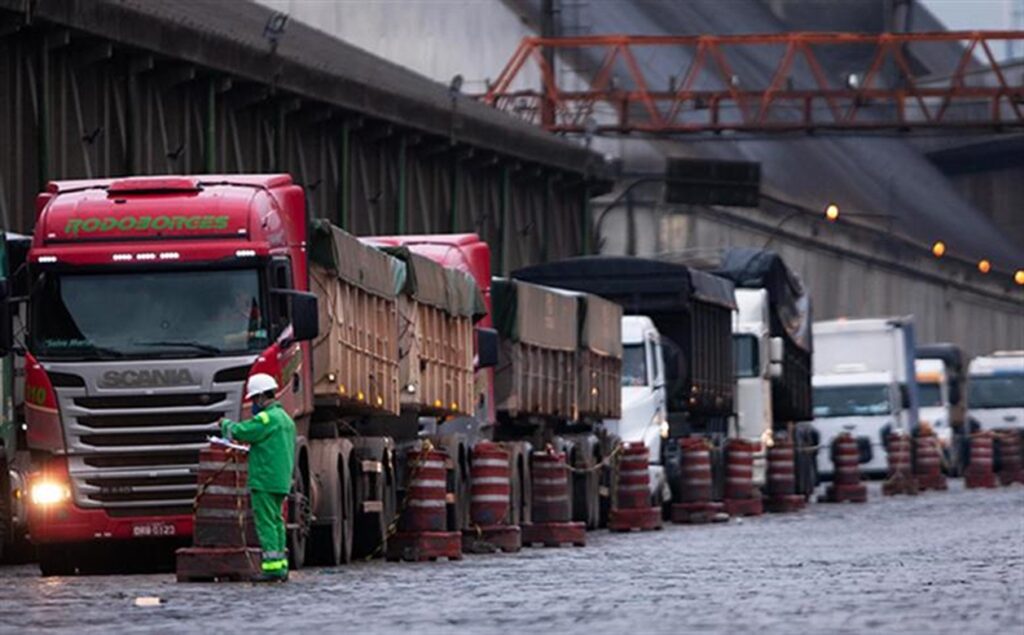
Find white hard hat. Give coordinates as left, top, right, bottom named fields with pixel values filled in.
left=246, top=373, right=279, bottom=399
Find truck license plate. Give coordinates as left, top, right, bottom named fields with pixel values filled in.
left=132, top=523, right=176, bottom=537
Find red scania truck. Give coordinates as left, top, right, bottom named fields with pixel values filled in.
left=7, top=174, right=621, bottom=574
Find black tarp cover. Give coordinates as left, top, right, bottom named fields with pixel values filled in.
left=512, top=256, right=736, bottom=313
left=713, top=248, right=812, bottom=353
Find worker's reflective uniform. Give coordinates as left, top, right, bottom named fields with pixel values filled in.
left=221, top=401, right=295, bottom=579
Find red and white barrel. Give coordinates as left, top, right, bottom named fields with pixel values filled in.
left=886, top=433, right=913, bottom=479
left=914, top=433, right=942, bottom=480
left=193, top=446, right=259, bottom=548
left=725, top=438, right=756, bottom=500
left=766, top=440, right=796, bottom=497
left=616, top=443, right=651, bottom=509
left=400, top=447, right=449, bottom=532
left=996, top=429, right=1023, bottom=485
left=831, top=433, right=861, bottom=486
left=469, top=442, right=511, bottom=527
left=678, top=437, right=713, bottom=503
left=964, top=431, right=997, bottom=489
left=530, top=451, right=571, bottom=523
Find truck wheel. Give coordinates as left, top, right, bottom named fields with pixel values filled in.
left=339, top=453, right=354, bottom=564
left=352, top=449, right=395, bottom=560
left=437, top=436, right=469, bottom=532
left=38, top=545, right=76, bottom=576
left=505, top=442, right=528, bottom=526
left=0, top=462, right=9, bottom=562
left=288, top=460, right=311, bottom=570
left=307, top=452, right=343, bottom=567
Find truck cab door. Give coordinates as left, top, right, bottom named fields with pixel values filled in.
left=268, top=256, right=311, bottom=419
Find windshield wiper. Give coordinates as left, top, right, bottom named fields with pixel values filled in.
left=134, top=340, right=222, bottom=355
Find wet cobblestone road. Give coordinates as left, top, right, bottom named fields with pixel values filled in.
left=1, top=481, right=1021, bottom=634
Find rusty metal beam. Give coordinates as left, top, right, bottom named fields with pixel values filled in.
left=482, top=31, right=1024, bottom=134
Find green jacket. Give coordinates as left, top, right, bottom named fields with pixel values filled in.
left=221, top=402, right=295, bottom=494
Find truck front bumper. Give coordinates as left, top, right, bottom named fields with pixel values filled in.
left=28, top=503, right=193, bottom=544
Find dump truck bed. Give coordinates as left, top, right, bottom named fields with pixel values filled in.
left=378, top=246, right=484, bottom=416
left=491, top=278, right=578, bottom=420
left=309, top=221, right=401, bottom=415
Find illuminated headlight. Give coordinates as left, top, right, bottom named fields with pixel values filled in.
left=235, top=249, right=257, bottom=258
left=37, top=255, right=58, bottom=264
left=30, top=481, right=71, bottom=506
left=654, top=412, right=669, bottom=439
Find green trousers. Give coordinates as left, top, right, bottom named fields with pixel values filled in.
left=251, top=489, right=288, bottom=576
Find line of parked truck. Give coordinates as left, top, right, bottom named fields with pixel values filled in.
left=0, top=173, right=1020, bottom=573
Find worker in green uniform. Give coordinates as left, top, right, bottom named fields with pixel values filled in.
left=220, top=373, right=295, bottom=582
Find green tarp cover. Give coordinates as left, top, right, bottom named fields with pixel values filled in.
left=446, top=268, right=487, bottom=322
left=378, top=246, right=486, bottom=320
left=309, top=219, right=397, bottom=299
left=545, top=288, right=623, bottom=358
left=492, top=278, right=577, bottom=351
left=578, top=293, right=623, bottom=358
left=379, top=246, right=449, bottom=310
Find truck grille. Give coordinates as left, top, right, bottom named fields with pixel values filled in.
left=59, top=387, right=241, bottom=513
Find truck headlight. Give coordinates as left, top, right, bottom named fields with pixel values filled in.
left=31, top=481, right=71, bottom=506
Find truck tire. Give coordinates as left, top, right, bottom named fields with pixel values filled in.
left=436, top=435, right=469, bottom=532
left=0, top=461, right=9, bottom=562
left=566, top=439, right=601, bottom=530
left=288, top=455, right=311, bottom=570
left=339, top=453, right=354, bottom=564
left=307, top=446, right=343, bottom=567
left=505, top=442, right=529, bottom=526
left=351, top=443, right=395, bottom=560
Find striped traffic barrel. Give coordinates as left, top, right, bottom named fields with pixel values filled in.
left=914, top=431, right=942, bottom=478
left=400, top=447, right=449, bottom=532
left=530, top=451, right=571, bottom=523
left=615, top=443, right=651, bottom=509
left=678, top=437, right=713, bottom=503
left=830, top=432, right=861, bottom=487
left=724, top=438, right=756, bottom=500
left=193, top=446, right=259, bottom=548
left=964, top=431, right=997, bottom=489
left=766, top=439, right=796, bottom=497
left=470, top=442, right=511, bottom=527
left=886, top=433, right=913, bottom=479
left=995, top=429, right=1023, bottom=485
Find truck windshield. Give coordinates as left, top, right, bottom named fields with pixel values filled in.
left=918, top=382, right=943, bottom=407
left=622, top=344, right=647, bottom=387
left=31, top=269, right=269, bottom=359
left=968, top=374, right=1024, bottom=409
left=813, top=384, right=891, bottom=417
left=733, top=334, right=758, bottom=378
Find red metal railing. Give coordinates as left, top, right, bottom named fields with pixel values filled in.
left=481, top=32, right=1024, bottom=134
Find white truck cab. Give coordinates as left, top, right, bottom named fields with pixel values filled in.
left=608, top=315, right=668, bottom=501
left=916, top=358, right=952, bottom=444
left=732, top=288, right=779, bottom=485
left=967, top=352, right=1024, bottom=430
left=812, top=318, right=918, bottom=479
left=813, top=371, right=899, bottom=477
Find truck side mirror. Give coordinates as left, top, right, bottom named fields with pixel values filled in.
left=288, top=291, right=319, bottom=342
left=476, top=327, right=499, bottom=369
left=769, top=336, right=784, bottom=364
left=900, top=385, right=911, bottom=409
left=0, top=279, right=10, bottom=356
left=769, top=362, right=783, bottom=379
